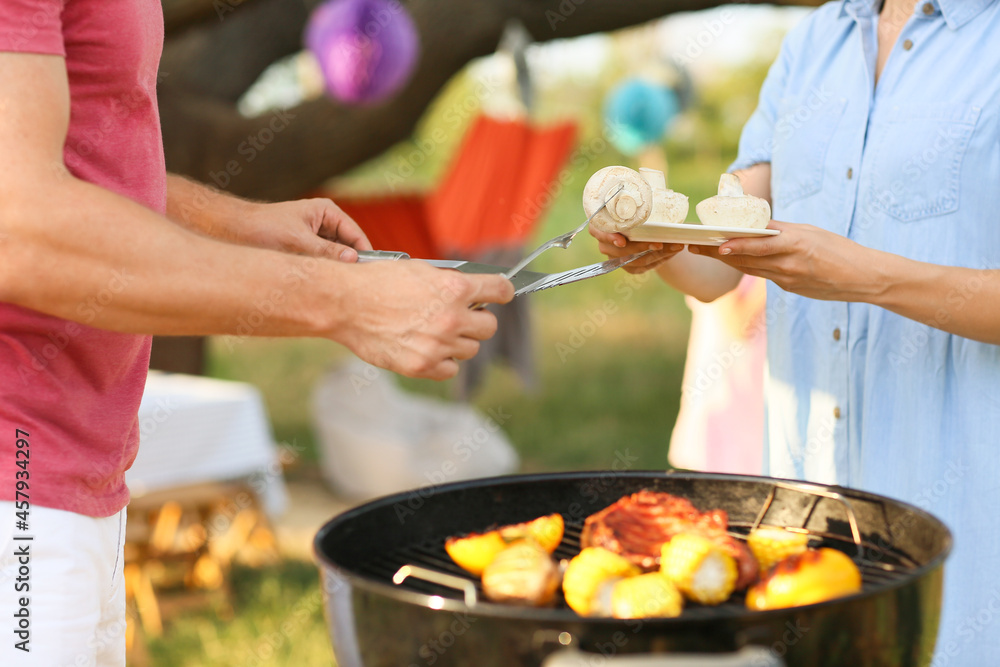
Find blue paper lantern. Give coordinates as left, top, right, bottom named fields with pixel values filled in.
left=604, top=79, right=681, bottom=156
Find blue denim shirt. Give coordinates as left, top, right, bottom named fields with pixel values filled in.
left=732, top=1, right=1000, bottom=663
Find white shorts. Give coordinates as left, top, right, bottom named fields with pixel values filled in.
left=0, top=502, right=126, bottom=666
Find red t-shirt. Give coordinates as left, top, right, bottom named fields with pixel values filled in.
left=0, top=0, right=166, bottom=517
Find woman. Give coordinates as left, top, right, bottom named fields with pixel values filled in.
left=593, top=1, right=1000, bottom=664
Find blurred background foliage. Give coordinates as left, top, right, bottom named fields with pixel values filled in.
left=148, top=15, right=788, bottom=667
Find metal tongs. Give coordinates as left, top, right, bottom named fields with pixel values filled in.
left=357, top=249, right=654, bottom=299
left=357, top=183, right=651, bottom=305
left=503, top=182, right=625, bottom=281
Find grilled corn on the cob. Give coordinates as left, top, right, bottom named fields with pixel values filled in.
left=660, top=533, right=737, bottom=605
left=563, top=547, right=640, bottom=616
left=747, top=526, right=809, bottom=572
left=610, top=572, right=683, bottom=619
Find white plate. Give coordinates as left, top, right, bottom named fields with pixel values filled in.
left=625, top=221, right=779, bottom=246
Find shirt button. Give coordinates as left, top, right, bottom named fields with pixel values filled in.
left=903, top=39, right=914, bottom=51
left=834, top=406, right=842, bottom=419
left=833, top=328, right=841, bottom=341
left=922, top=2, right=934, bottom=15
left=846, top=168, right=853, bottom=180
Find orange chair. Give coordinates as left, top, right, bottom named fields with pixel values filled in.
left=335, top=115, right=578, bottom=261
left=330, top=115, right=578, bottom=396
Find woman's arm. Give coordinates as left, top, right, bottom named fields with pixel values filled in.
left=694, top=221, right=1000, bottom=345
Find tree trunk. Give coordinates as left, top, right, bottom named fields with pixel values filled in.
left=159, top=0, right=820, bottom=201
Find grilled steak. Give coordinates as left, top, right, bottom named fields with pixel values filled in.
left=581, top=490, right=759, bottom=589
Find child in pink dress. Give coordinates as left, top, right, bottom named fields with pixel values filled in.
left=668, top=275, right=765, bottom=475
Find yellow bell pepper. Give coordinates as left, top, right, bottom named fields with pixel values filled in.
left=445, top=530, right=507, bottom=577
left=445, top=513, right=565, bottom=576
left=746, top=548, right=862, bottom=611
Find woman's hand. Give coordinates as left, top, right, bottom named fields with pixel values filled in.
left=589, top=227, right=683, bottom=274
left=689, top=220, right=884, bottom=302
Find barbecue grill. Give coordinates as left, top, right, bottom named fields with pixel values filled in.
left=315, top=471, right=951, bottom=666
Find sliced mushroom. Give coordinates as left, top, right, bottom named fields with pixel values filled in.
left=695, top=173, right=771, bottom=229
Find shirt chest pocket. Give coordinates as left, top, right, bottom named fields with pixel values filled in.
left=865, top=103, right=981, bottom=223
left=771, top=96, right=847, bottom=208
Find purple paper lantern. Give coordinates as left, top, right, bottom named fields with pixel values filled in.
left=306, top=0, right=420, bottom=105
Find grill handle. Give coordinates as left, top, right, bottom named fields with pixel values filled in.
left=392, top=565, right=478, bottom=607
left=541, top=646, right=784, bottom=667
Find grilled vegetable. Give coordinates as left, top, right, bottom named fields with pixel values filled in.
left=610, top=572, right=683, bottom=619
left=563, top=547, right=640, bottom=616
left=661, top=533, right=737, bottom=605
left=444, top=530, right=507, bottom=577
left=445, top=513, right=564, bottom=576
left=747, top=526, right=809, bottom=572
left=481, top=540, right=560, bottom=606
left=581, top=490, right=757, bottom=584
left=499, top=513, right=565, bottom=554
left=746, top=548, right=862, bottom=611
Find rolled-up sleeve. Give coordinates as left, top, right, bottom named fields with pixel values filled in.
left=729, top=36, right=795, bottom=173
left=0, top=0, right=65, bottom=56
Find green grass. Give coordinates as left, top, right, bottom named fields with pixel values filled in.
left=146, top=563, right=330, bottom=667
left=147, top=45, right=774, bottom=667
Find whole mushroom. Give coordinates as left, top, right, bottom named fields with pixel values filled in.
left=695, top=174, right=771, bottom=229
left=583, top=166, right=653, bottom=234
left=583, top=166, right=689, bottom=234
left=638, top=168, right=689, bottom=228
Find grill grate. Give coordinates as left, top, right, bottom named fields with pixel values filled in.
left=359, top=514, right=917, bottom=617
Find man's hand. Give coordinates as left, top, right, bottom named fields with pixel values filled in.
left=166, top=176, right=373, bottom=261
left=689, top=220, right=884, bottom=302
left=333, top=261, right=515, bottom=380
left=589, top=227, right=680, bottom=274
left=239, top=197, right=373, bottom=261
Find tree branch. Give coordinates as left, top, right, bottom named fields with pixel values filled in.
left=159, top=0, right=821, bottom=200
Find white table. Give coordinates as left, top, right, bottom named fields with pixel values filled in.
left=126, top=371, right=288, bottom=517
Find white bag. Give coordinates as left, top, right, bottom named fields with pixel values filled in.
left=312, top=358, right=519, bottom=500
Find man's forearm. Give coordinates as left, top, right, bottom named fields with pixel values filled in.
left=165, top=173, right=256, bottom=243
left=1, top=172, right=343, bottom=337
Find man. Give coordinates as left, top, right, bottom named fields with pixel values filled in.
left=595, top=0, right=1000, bottom=663
left=0, top=1, right=512, bottom=663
